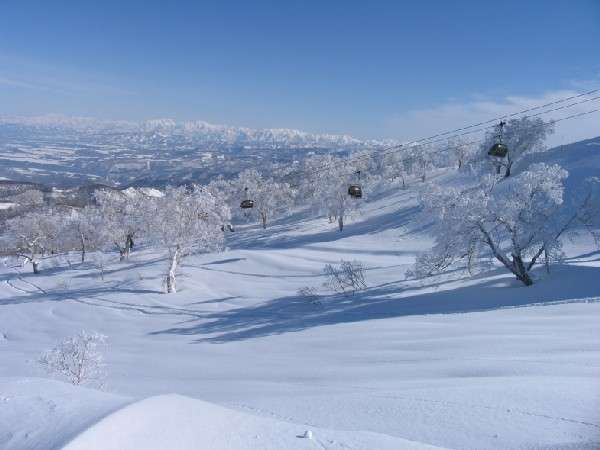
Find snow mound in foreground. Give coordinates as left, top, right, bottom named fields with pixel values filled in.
left=0, top=377, right=130, bottom=450
left=63, top=394, right=447, bottom=450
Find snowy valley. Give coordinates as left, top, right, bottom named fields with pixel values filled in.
left=0, top=116, right=392, bottom=187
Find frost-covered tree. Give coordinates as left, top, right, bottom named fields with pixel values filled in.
left=94, top=189, right=153, bottom=261
left=233, top=169, right=295, bottom=228
left=5, top=209, right=65, bottom=273
left=407, top=144, right=434, bottom=182
left=12, top=189, right=45, bottom=210
left=255, top=180, right=294, bottom=229
left=349, top=148, right=378, bottom=175
left=303, top=154, right=362, bottom=231
left=449, top=137, right=477, bottom=171
left=414, top=163, right=583, bottom=286
left=480, top=117, right=554, bottom=178
left=381, top=149, right=410, bottom=188
left=205, top=176, right=237, bottom=230
left=206, top=176, right=234, bottom=204
left=67, top=205, right=110, bottom=263
left=577, top=177, right=600, bottom=247
left=149, top=185, right=228, bottom=293
left=38, top=330, right=107, bottom=388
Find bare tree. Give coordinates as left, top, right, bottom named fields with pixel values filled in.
left=323, top=260, right=367, bottom=295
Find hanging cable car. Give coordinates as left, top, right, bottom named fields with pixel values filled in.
left=348, top=171, right=363, bottom=198
left=240, top=187, right=254, bottom=209
left=488, top=121, right=508, bottom=157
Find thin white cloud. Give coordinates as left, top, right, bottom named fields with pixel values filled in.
left=0, top=54, right=136, bottom=97
left=0, top=77, right=44, bottom=90
left=386, top=86, right=600, bottom=147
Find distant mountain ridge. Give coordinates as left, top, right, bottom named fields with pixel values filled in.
left=0, top=114, right=396, bottom=148
left=0, top=114, right=396, bottom=186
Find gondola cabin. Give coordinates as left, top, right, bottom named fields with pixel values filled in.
left=240, top=199, right=254, bottom=209
left=488, top=143, right=508, bottom=158
left=348, top=185, right=362, bottom=198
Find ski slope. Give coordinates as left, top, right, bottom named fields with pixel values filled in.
left=1, top=148, right=600, bottom=449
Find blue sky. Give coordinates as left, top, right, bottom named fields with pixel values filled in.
left=1, top=0, right=599, bottom=141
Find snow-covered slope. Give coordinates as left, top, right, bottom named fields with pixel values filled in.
left=62, top=393, right=445, bottom=450
left=522, top=135, right=600, bottom=193
left=0, top=142, right=599, bottom=449
left=0, top=377, right=129, bottom=450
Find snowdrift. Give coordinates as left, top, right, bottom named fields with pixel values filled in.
left=0, top=377, right=129, bottom=450
left=63, top=394, right=445, bottom=450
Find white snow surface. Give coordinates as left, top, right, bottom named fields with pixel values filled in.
left=62, top=394, right=445, bottom=450
left=1, top=153, right=600, bottom=449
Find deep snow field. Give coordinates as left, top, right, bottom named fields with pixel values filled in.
left=1, top=149, right=600, bottom=449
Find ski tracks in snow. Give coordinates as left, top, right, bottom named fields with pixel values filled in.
left=4, top=274, right=47, bottom=296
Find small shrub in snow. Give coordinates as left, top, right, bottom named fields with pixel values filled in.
left=322, top=260, right=367, bottom=295
left=38, top=330, right=107, bottom=388
left=408, top=250, right=455, bottom=279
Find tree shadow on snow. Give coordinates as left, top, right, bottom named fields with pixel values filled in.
left=150, top=263, right=600, bottom=343
left=227, top=205, right=426, bottom=251
left=0, top=283, right=164, bottom=307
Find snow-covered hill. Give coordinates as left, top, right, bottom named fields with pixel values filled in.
left=1, top=139, right=599, bottom=449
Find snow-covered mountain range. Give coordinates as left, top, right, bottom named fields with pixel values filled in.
left=0, top=114, right=397, bottom=186
left=0, top=114, right=394, bottom=148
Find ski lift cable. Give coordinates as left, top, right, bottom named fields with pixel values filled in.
left=284, top=107, right=600, bottom=190
left=231, top=90, right=600, bottom=205
left=272, top=96, right=600, bottom=191
left=354, top=93, right=600, bottom=160
left=288, top=108, right=600, bottom=234
left=279, top=96, right=600, bottom=188
left=403, top=88, right=600, bottom=144
left=391, top=93, right=600, bottom=155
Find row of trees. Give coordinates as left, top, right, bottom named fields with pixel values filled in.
left=1, top=139, right=443, bottom=290
left=209, top=140, right=448, bottom=232
left=3, top=186, right=229, bottom=292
